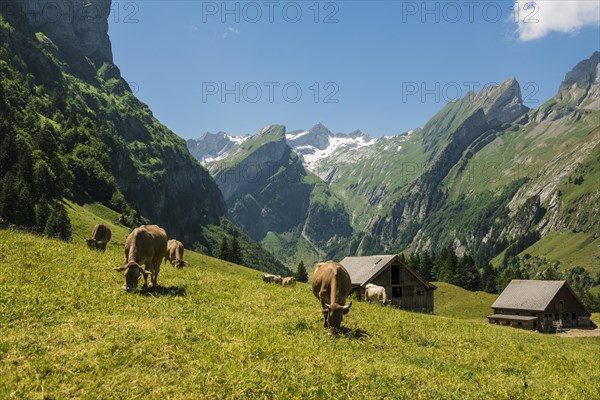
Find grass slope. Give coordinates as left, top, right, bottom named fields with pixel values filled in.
left=490, top=231, right=600, bottom=274
left=517, top=231, right=600, bottom=274
left=1, top=229, right=600, bottom=399
left=433, top=282, right=498, bottom=320
left=65, top=200, right=131, bottom=251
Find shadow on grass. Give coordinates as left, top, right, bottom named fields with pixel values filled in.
left=338, top=326, right=369, bottom=339
left=139, top=285, right=187, bottom=297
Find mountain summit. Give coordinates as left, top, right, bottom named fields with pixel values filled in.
left=557, top=51, right=600, bottom=110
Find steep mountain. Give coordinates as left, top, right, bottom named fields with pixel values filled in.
left=183, top=54, right=599, bottom=274
left=349, top=53, right=600, bottom=270
left=202, top=125, right=353, bottom=268
left=189, top=122, right=377, bottom=173
left=0, top=0, right=287, bottom=274
left=186, top=131, right=249, bottom=164
left=287, top=123, right=377, bottom=171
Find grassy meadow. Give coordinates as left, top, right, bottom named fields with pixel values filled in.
left=432, top=282, right=498, bottom=320
left=0, top=203, right=599, bottom=399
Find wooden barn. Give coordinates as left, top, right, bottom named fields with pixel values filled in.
left=487, top=280, right=592, bottom=332
left=340, top=255, right=436, bottom=313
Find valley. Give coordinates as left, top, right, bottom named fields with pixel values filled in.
left=1, top=1, right=599, bottom=398
left=188, top=54, right=600, bottom=279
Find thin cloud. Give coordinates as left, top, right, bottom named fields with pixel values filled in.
left=514, top=0, right=600, bottom=41
left=223, top=27, right=240, bottom=39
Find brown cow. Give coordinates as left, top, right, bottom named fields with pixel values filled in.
left=282, top=277, right=296, bottom=286
left=312, top=261, right=352, bottom=335
left=85, top=223, right=112, bottom=251
left=165, top=239, right=187, bottom=268
left=114, top=225, right=168, bottom=291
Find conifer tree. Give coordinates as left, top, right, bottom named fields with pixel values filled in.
left=295, top=260, right=309, bottom=283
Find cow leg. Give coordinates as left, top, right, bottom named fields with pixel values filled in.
left=141, top=272, right=149, bottom=289
left=151, top=259, right=160, bottom=287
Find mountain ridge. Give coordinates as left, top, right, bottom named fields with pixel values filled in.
left=186, top=54, right=600, bottom=272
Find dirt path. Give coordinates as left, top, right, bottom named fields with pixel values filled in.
left=557, top=328, right=600, bottom=338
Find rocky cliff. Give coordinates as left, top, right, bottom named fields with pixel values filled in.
left=345, top=54, right=600, bottom=269
left=1, top=0, right=230, bottom=245
left=18, top=0, right=113, bottom=63
left=557, top=50, right=600, bottom=110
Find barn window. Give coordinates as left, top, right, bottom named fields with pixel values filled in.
left=417, top=290, right=424, bottom=296
left=391, top=264, right=400, bottom=284
left=518, top=322, right=522, bottom=326
left=392, top=286, right=402, bottom=298
left=572, top=313, right=577, bottom=320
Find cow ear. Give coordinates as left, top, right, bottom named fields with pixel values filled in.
left=113, top=266, right=127, bottom=272
left=141, top=269, right=152, bottom=277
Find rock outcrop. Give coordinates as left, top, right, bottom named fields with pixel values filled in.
left=557, top=51, right=600, bottom=110
left=18, top=0, right=113, bottom=62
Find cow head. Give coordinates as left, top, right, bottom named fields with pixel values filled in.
left=322, top=300, right=352, bottom=335
left=113, top=262, right=152, bottom=291
left=85, top=238, right=99, bottom=250
left=173, top=259, right=188, bottom=269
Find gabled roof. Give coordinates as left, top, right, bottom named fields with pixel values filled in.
left=340, top=255, right=396, bottom=286
left=491, top=280, right=588, bottom=313
left=340, top=255, right=436, bottom=289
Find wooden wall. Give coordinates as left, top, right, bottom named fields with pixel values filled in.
left=367, top=261, right=434, bottom=313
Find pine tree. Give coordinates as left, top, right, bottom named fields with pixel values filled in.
left=0, top=172, right=36, bottom=229
left=419, top=250, right=434, bottom=281
left=45, top=202, right=72, bottom=241
left=230, top=235, right=242, bottom=265
left=295, top=260, right=309, bottom=283
left=34, top=197, right=51, bottom=233
left=218, top=236, right=230, bottom=261
left=436, top=247, right=457, bottom=283
left=456, top=254, right=480, bottom=291
left=480, top=263, right=498, bottom=293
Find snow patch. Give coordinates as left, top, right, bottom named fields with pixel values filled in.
left=285, top=131, right=309, bottom=141
left=229, top=135, right=250, bottom=144
left=300, top=135, right=377, bottom=171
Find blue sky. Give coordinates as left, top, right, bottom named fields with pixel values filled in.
left=109, top=1, right=600, bottom=138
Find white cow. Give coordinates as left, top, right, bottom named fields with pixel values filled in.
left=364, top=283, right=389, bottom=306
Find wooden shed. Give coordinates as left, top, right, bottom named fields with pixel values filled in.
left=340, top=255, right=436, bottom=313
left=487, top=280, right=592, bottom=332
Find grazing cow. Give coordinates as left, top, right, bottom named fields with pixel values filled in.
left=85, top=223, right=112, bottom=251
left=364, top=283, right=389, bottom=306
left=282, top=277, right=296, bottom=286
left=262, top=274, right=278, bottom=283
left=272, top=275, right=283, bottom=285
left=312, top=261, right=352, bottom=335
left=165, top=239, right=187, bottom=268
left=114, top=225, right=168, bottom=291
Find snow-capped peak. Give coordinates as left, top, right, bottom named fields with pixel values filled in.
left=187, top=131, right=249, bottom=164
left=289, top=123, right=376, bottom=171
